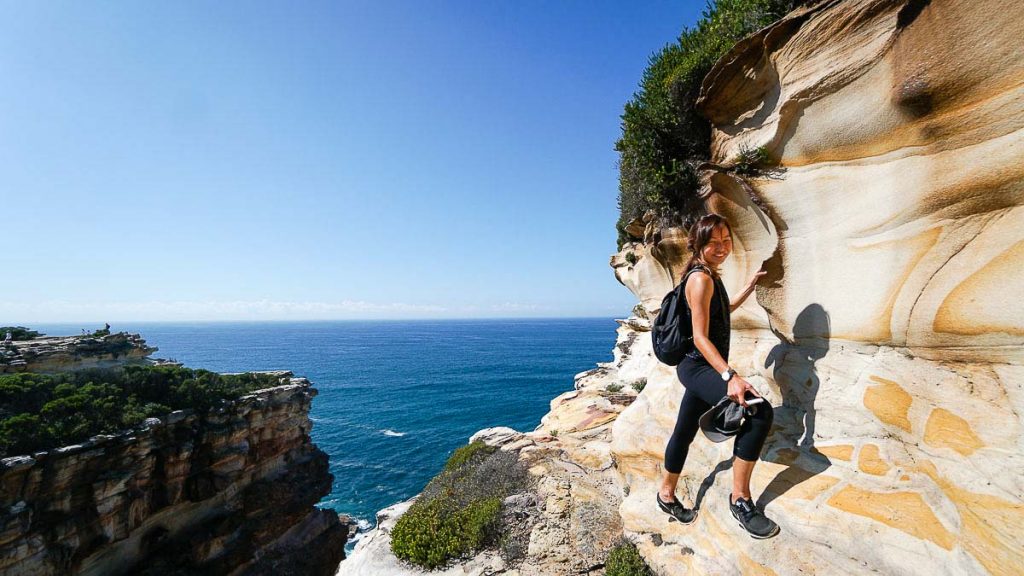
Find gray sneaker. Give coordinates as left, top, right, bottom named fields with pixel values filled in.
left=656, top=494, right=697, bottom=525
left=729, top=496, right=779, bottom=539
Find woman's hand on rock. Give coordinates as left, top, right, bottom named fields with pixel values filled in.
left=744, top=267, right=767, bottom=291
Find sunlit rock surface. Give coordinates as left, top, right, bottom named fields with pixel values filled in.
left=611, top=0, right=1024, bottom=573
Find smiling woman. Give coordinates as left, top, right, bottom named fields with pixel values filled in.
left=654, top=214, right=778, bottom=538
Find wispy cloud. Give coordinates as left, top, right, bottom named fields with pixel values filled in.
left=0, top=299, right=448, bottom=322
left=489, top=302, right=546, bottom=312
left=0, top=299, right=556, bottom=322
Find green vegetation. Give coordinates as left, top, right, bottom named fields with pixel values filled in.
left=624, top=251, right=639, bottom=265
left=444, top=440, right=496, bottom=471
left=391, top=441, right=532, bottom=569
left=0, top=366, right=283, bottom=456
left=391, top=497, right=502, bottom=569
left=0, top=327, right=43, bottom=341
left=605, top=539, right=653, bottom=576
left=606, top=383, right=624, bottom=393
left=631, top=378, right=647, bottom=393
left=733, top=144, right=773, bottom=175
left=615, top=0, right=797, bottom=247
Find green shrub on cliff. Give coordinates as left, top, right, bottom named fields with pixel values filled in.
left=733, top=144, right=773, bottom=175
left=0, top=366, right=283, bottom=456
left=444, top=440, right=496, bottom=471
left=390, top=497, right=502, bottom=569
left=606, top=539, right=653, bottom=576
left=615, top=0, right=798, bottom=248
left=391, top=441, right=532, bottom=569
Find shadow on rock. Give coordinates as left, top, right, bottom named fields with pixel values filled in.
left=758, top=303, right=831, bottom=510
left=692, top=459, right=733, bottom=511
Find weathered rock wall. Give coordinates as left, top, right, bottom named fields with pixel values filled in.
left=0, top=379, right=346, bottom=576
left=611, top=0, right=1024, bottom=574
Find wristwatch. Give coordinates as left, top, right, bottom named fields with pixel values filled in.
left=721, top=368, right=737, bottom=382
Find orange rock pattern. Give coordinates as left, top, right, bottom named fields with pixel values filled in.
left=863, top=376, right=913, bottom=432
left=924, top=408, right=983, bottom=456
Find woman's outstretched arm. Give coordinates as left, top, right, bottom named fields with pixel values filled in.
left=730, top=267, right=767, bottom=312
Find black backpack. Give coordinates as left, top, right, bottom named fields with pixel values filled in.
left=651, top=266, right=722, bottom=365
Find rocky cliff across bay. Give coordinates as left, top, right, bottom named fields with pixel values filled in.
left=0, top=335, right=347, bottom=576
left=1, top=332, right=156, bottom=373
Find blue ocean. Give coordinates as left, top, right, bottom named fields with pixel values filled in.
left=35, top=319, right=617, bottom=545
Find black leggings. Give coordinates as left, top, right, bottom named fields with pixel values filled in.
left=664, top=357, right=774, bottom=474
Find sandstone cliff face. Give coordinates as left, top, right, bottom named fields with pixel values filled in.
left=0, top=379, right=346, bottom=576
left=611, top=0, right=1024, bottom=574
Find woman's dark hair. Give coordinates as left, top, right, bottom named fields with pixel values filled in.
left=684, top=213, right=732, bottom=278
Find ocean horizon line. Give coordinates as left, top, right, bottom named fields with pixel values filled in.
left=25, top=316, right=624, bottom=329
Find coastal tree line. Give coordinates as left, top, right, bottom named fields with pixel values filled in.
left=0, top=365, right=283, bottom=457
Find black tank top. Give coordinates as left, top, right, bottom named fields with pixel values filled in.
left=683, top=268, right=731, bottom=363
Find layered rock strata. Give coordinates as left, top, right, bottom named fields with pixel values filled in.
left=0, top=332, right=156, bottom=373
left=0, top=378, right=347, bottom=576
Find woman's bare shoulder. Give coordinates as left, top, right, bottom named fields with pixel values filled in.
left=685, top=269, right=714, bottom=293
left=686, top=267, right=713, bottom=284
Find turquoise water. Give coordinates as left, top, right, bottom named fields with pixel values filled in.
left=34, top=319, right=617, bottom=539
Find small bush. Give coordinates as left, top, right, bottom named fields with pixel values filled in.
left=606, top=540, right=653, bottom=576
left=733, top=145, right=773, bottom=175
left=390, top=497, right=501, bottom=570
left=444, top=440, right=496, bottom=471
left=631, top=379, right=647, bottom=393
left=624, top=252, right=639, bottom=265
left=392, top=444, right=533, bottom=570
left=550, top=429, right=559, bottom=437
left=606, top=383, right=624, bottom=393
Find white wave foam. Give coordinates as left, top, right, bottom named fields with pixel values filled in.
left=380, top=429, right=406, bottom=437
left=345, top=518, right=375, bottom=550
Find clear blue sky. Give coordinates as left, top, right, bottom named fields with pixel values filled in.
left=1, top=1, right=703, bottom=322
